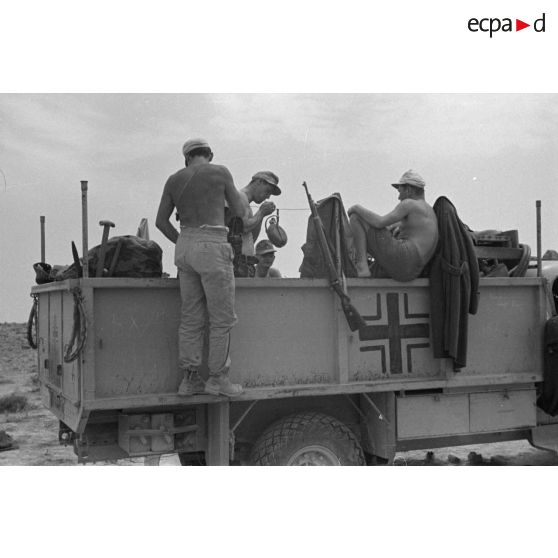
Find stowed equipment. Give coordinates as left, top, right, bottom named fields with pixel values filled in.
left=302, top=181, right=365, bottom=332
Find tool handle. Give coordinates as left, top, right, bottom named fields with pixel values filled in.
left=81, top=181, right=89, bottom=278
left=536, top=200, right=542, bottom=278
left=108, top=238, right=123, bottom=277
left=100, top=226, right=111, bottom=246
left=40, top=215, right=45, bottom=262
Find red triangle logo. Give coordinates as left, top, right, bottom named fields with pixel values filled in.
left=516, top=19, right=530, bottom=31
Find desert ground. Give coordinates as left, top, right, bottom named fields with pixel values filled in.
left=1, top=322, right=558, bottom=466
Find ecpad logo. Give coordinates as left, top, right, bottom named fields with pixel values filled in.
left=468, top=13, right=546, bottom=37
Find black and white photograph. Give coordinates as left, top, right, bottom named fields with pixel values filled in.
left=2, top=92, right=558, bottom=468
left=1, top=1, right=558, bottom=556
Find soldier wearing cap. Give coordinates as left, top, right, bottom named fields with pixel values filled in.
left=226, top=171, right=281, bottom=277
left=348, top=169, right=438, bottom=281
left=254, top=239, right=282, bottom=278
left=156, top=137, right=246, bottom=397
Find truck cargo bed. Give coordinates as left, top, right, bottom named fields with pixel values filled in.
left=32, top=276, right=546, bottom=434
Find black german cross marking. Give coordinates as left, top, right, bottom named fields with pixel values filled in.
left=358, top=293, right=430, bottom=374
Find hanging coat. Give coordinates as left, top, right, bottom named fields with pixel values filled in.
left=429, top=196, right=480, bottom=369
left=299, top=192, right=358, bottom=278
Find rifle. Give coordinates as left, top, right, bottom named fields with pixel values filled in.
left=302, top=182, right=366, bottom=332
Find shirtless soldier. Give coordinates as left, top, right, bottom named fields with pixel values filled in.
left=156, top=138, right=245, bottom=397
left=348, top=170, right=438, bottom=281
left=227, top=171, right=281, bottom=277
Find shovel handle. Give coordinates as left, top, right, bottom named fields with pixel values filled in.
left=40, top=215, right=45, bottom=262
left=81, top=181, right=89, bottom=278
left=96, top=220, right=115, bottom=277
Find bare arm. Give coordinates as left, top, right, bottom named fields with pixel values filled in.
left=348, top=200, right=413, bottom=229
left=243, top=201, right=276, bottom=241
left=155, top=178, right=179, bottom=244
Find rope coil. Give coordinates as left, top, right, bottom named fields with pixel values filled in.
left=64, top=288, right=88, bottom=363
left=26, top=294, right=38, bottom=349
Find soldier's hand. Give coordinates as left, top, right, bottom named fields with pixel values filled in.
left=260, top=201, right=276, bottom=216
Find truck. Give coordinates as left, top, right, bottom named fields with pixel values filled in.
left=30, top=269, right=558, bottom=465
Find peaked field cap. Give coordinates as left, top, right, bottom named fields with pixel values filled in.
left=182, top=138, right=211, bottom=157
left=391, top=169, right=426, bottom=189
left=252, top=171, right=281, bottom=195
left=255, top=239, right=277, bottom=255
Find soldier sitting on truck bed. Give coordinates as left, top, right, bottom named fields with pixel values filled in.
left=155, top=138, right=246, bottom=398
left=225, top=171, right=281, bottom=277
left=347, top=169, right=439, bottom=281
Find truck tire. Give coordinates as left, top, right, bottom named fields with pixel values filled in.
left=250, top=411, right=365, bottom=466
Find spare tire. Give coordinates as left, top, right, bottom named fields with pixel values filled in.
left=250, top=411, right=365, bottom=466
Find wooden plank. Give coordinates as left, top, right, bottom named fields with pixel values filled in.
left=475, top=246, right=524, bottom=260
left=360, top=392, right=396, bottom=461
left=38, top=292, right=50, bottom=410
left=32, top=276, right=434, bottom=294
left=335, top=297, right=350, bottom=384
left=82, top=285, right=97, bottom=402
left=83, top=372, right=542, bottom=411
left=32, top=281, right=75, bottom=294
left=61, top=289, right=80, bottom=405
left=478, top=277, right=543, bottom=286
left=206, top=402, right=230, bottom=466
left=32, top=276, right=546, bottom=295
left=396, top=429, right=531, bottom=452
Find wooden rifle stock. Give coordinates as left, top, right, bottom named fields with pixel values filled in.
left=302, top=182, right=366, bottom=332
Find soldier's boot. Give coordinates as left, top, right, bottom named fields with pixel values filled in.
left=178, top=369, right=206, bottom=396
left=204, top=373, right=244, bottom=397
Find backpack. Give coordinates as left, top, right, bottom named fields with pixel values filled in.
left=33, top=236, right=163, bottom=283
left=86, top=235, right=163, bottom=278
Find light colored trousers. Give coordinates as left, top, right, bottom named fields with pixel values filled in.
left=174, top=227, right=237, bottom=376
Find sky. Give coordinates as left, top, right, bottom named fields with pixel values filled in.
left=1, top=93, right=557, bottom=321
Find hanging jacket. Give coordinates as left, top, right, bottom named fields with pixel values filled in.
left=299, top=192, right=357, bottom=278
left=429, top=196, right=480, bottom=369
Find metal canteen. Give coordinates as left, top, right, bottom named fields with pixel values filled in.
left=265, top=211, right=288, bottom=248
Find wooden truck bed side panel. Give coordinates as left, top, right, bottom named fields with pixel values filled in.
left=94, top=287, right=181, bottom=397
left=464, top=284, right=545, bottom=375
left=37, top=288, right=83, bottom=430
left=233, top=282, right=338, bottom=386
left=33, top=277, right=547, bottom=423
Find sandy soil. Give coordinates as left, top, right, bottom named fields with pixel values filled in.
left=2, top=322, right=558, bottom=466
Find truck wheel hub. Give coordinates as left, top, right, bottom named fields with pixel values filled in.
left=287, top=445, right=341, bottom=466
